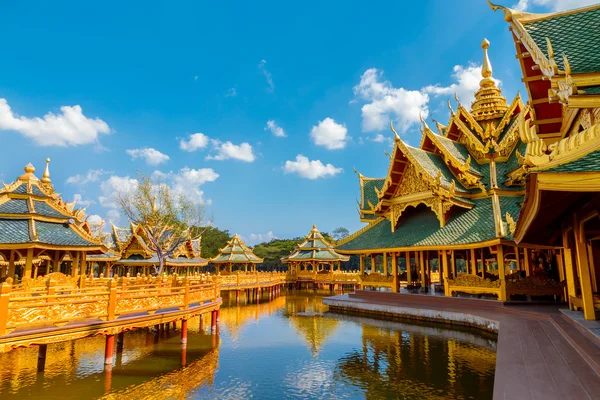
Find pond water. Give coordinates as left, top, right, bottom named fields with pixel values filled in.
left=0, top=291, right=497, bottom=399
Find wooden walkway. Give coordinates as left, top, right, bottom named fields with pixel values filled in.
left=324, top=291, right=600, bottom=400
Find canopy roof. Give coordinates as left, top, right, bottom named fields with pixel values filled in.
left=210, top=234, right=263, bottom=264
left=282, top=225, right=349, bottom=263
left=0, top=160, right=106, bottom=253
left=87, top=221, right=207, bottom=267
left=341, top=39, right=528, bottom=253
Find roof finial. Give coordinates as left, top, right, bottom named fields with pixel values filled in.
left=312, top=224, right=317, bottom=230
left=41, top=158, right=51, bottom=184
left=152, top=195, right=157, bottom=212
left=390, top=120, right=400, bottom=141
left=481, top=38, right=492, bottom=79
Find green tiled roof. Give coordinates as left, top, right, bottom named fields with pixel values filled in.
left=114, top=228, right=132, bottom=243
left=36, top=221, right=99, bottom=246
left=31, top=185, right=46, bottom=197
left=582, top=85, right=600, bottom=95
left=211, top=234, right=263, bottom=264
left=282, top=226, right=349, bottom=263
left=436, top=135, right=482, bottom=175
left=506, top=142, right=527, bottom=173
left=522, top=7, right=600, bottom=74
left=12, top=184, right=27, bottom=194
left=544, top=149, right=600, bottom=172
left=407, top=147, right=468, bottom=192
left=338, top=197, right=522, bottom=251
left=115, top=254, right=207, bottom=266
left=34, top=201, right=68, bottom=218
left=361, top=178, right=385, bottom=211
left=0, top=219, right=31, bottom=243
left=0, top=199, right=29, bottom=214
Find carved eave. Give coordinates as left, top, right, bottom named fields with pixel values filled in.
left=376, top=127, right=460, bottom=215
left=448, top=112, right=491, bottom=161
left=490, top=2, right=600, bottom=140
left=495, top=103, right=532, bottom=161
left=420, top=124, right=482, bottom=189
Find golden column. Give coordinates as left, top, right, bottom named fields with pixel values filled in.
left=573, top=216, right=595, bottom=320
left=497, top=245, right=507, bottom=301
left=391, top=252, right=399, bottom=293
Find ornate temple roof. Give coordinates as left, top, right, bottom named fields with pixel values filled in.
left=0, top=160, right=106, bottom=252
left=87, top=221, right=207, bottom=267
left=354, top=171, right=385, bottom=221
left=339, top=39, right=528, bottom=252
left=489, top=2, right=600, bottom=136
left=282, top=225, right=349, bottom=263
left=210, top=234, right=263, bottom=264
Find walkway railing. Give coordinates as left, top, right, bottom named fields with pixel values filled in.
left=216, top=272, right=286, bottom=289
left=0, top=277, right=219, bottom=336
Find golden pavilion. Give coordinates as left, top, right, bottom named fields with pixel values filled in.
left=86, top=221, right=207, bottom=277
left=337, top=2, right=600, bottom=320
left=0, top=160, right=107, bottom=281
left=283, top=225, right=349, bottom=273
left=210, top=234, right=263, bottom=274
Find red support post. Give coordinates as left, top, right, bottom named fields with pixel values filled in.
left=211, top=310, right=217, bottom=333
left=104, top=335, right=115, bottom=365
left=181, top=319, right=188, bottom=345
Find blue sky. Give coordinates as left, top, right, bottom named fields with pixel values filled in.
left=0, top=0, right=592, bottom=244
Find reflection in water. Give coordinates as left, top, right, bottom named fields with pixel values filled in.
left=0, top=291, right=496, bottom=399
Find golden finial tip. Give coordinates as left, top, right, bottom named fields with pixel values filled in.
left=312, top=224, right=317, bottom=230
left=481, top=38, right=490, bottom=50
left=24, top=163, right=35, bottom=173
left=46, top=158, right=51, bottom=163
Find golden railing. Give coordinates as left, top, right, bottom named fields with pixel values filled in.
left=215, top=272, right=286, bottom=288
left=0, top=277, right=219, bottom=337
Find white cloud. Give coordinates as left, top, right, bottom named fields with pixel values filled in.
left=87, top=214, right=103, bottom=224
left=422, top=63, right=501, bottom=106
left=0, top=98, right=111, bottom=146
left=72, top=193, right=94, bottom=208
left=283, top=155, right=343, bottom=180
left=99, top=167, right=218, bottom=225
left=66, top=169, right=109, bottom=185
left=179, top=133, right=210, bottom=152
left=310, top=118, right=348, bottom=150
left=512, top=0, right=597, bottom=11
left=353, top=68, right=429, bottom=133
left=226, top=88, right=237, bottom=97
left=370, top=133, right=386, bottom=143
left=207, top=141, right=256, bottom=162
left=265, top=120, right=286, bottom=137
left=247, top=231, right=277, bottom=245
left=258, top=59, right=275, bottom=93
left=126, top=147, right=170, bottom=165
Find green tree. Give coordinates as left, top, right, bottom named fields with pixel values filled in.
left=116, top=173, right=206, bottom=275
left=332, top=227, right=350, bottom=241
left=254, top=238, right=301, bottom=270
left=200, top=226, right=232, bottom=259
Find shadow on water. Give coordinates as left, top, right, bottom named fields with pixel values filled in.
left=0, top=290, right=496, bottom=399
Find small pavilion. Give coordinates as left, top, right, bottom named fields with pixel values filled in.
left=0, top=160, right=107, bottom=281
left=87, top=221, right=207, bottom=276
left=210, top=234, right=263, bottom=274
left=282, top=225, right=349, bottom=273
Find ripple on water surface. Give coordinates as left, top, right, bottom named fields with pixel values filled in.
left=0, top=292, right=497, bottom=399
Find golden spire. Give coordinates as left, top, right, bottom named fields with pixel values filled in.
left=481, top=39, right=492, bottom=80
left=41, top=158, right=51, bottom=184
left=152, top=195, right=157, bottom=212
left=470, top=38, right=508, bottom=123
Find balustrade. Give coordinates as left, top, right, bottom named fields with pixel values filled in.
left=0, top=277, right=219, bottom=337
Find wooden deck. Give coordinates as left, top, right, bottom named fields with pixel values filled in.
left=324, top=291, right=600, bottom=400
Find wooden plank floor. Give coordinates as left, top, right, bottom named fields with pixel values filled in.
left=324, top=291, right=600, bottom=400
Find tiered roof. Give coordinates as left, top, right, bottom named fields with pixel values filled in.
left=282, top=225, right=349, bottom=263
left=489, top=2, right=600, bottom=136
left=0, top=160, right=106, bottom=253
left=210, top=234, right=263, bottom=264
left=87, top=221, right=206, bottom=267
left=339, top=39, right=527, bottom=252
